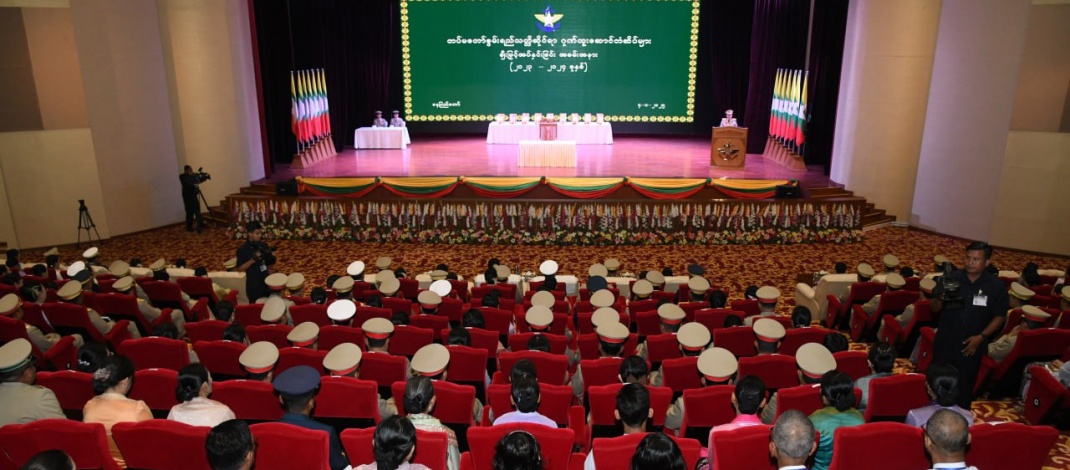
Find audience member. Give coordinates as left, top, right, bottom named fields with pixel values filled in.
left=355, top=415, right=430, bottom=470
left=404, top=376, right=459, bottom=470
left=83, top=355, right=153, bottom=467
left=76, top=342, right=109, bottom=373
left=854, top=342, right=896, bottom=411
left=923, top=409, right=976, bottom=470
left=708, top=375, right=767, bottom=462
left=493, top=430, right=543, bottom=470
left=791, top=306, right=812, bottom=329
left=630, top=433, right=685, bottom=470
left=0, top=339, right=65, bottom=426
left=168, top=363, right=235, bottom=427
left=493, top=376, right=556, bottom=427
left=272, top=365, right=347, bottom=470
left=770, top=409, right=817, bottom=470
left=19, top=450, right=76, bottom=470
left=205, top=419, right=255, bottom=470
left=808, top=371, right=864, bottom=470
left=905, top=363, right=973, bottom=427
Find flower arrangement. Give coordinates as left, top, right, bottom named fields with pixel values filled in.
left=230, top=199, right=863, bottom=246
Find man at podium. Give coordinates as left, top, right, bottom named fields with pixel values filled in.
left=719, top=109, right=738, bottom=127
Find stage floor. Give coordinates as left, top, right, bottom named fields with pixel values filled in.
left=261, top=135, right=833, bottom=185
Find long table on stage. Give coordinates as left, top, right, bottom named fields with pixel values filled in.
left=486, top=122, right=613, bottom=144
left=354, top=127, right=411, bottom=149
left=518, top=140, right=577, bottom=167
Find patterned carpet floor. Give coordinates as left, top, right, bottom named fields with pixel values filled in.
left=20, top=224, right=1070, bottom=467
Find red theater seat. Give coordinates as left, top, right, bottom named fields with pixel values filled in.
left=112, top=420, right=211, bottom=470
left=828, top=422, right=928, bottom=470
left=250, top=422, right=330, bottom=470
left=341, top=427, right=449, bottom=470
left=0, top=420, right=119, bottom=470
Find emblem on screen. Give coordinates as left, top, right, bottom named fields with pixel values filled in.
left=535, top=6, right=563, bottom=32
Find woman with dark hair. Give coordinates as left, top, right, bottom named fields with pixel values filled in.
left=905, top=363, right=974, bottom=427
left=82, top=355, right=152, bottom=467
left=403, top=377, right=459, bottom=470
left=630, top=433, right=685, bottom=470
left=167, top=363, right=235, bottom=427
left=808, top=370, right=864, bottom=470
left=791, top=306, right=812, bottom=328
left=19, top=449, right=75, bottom=470
left=355, top=416, right=430, bottom=470
left=75, top=342, right=109, bottom=373
left=492, top=430, right=543, bottom=470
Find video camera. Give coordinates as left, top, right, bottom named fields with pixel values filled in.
left=194, top=167, right=212, bottom=183
left=937, top=262, right=965, bottom=310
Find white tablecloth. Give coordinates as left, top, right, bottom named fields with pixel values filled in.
left=487, top=122, right=613, bottom=144
left=354, top=127, right=411, bottom=149
left=518, top=140, right=577, bottom=167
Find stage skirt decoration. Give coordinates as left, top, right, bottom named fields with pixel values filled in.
left=229, top=198, right=862, bottom=246
left=295, top=177, right=788, bottom=201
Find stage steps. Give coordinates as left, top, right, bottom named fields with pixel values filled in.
left=808, top=185, right=895, bottom=228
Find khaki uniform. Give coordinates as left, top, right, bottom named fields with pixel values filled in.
left=89, top=308, right=141, bottom=339
left=988, top=327, right=1019, bottom=363
left=136, top=298, right=187, bottom=337
left=0, top=382, right=66, bottom=426
left=26, top=323, right=84, bottom=352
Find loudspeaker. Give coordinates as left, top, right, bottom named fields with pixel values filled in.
left=775, top=184, right=800, bottom=199
left=276, top=179, right=298, bottom=196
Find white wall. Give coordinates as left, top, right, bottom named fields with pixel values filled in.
left=157, top=0, right=265, bottom=205
left=830, top=0, right=942, bottom=221
left=0, top=129, right=110, bottom=247
left=909, top=0, right=1033, bottom=239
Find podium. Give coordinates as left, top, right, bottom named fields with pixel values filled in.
left=710, top=127, right=747, bottom=169
left=539, top=120, right=558, bottom=140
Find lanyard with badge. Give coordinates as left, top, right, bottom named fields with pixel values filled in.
left=973, top=290, right=987, bottom=307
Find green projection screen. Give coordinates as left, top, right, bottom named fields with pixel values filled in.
left=401, top=0, right=699, bottom=123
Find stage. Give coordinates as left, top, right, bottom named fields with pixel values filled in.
left=260, top=135, right=832, bottom=184
left=229, top=135, right=861, bottom=246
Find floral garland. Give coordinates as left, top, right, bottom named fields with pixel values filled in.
left=229, top=198, right=863, bottom=245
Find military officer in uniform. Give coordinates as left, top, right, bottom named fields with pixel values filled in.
left=0, top=338, right=66, bottom=425
left=57, top=280, right=140, bottom=339
left=372, top=111, right=388, bottom=127
left=322, top=342, right=396, bottom=418
left=389, top=110, right=406, bottom=127
left=273, top=366, right=349, bottom=470
left=664, top=346, right=737, bottom=431
left=239, top=341, right=279, bottom=383
left=0, top=293, right=83, bottom=352
left=111, top=276, right=187, bottom=337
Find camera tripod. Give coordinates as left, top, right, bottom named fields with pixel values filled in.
left=195, top=187, right=213, bottom=229
left=77, top=200, right=101, bottom=248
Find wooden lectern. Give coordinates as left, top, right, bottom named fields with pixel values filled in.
left=710, top=127, right=747, bottom=169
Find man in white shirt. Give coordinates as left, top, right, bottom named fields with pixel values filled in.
left=924, top=409, right=978, bottom=470
left=719, top=109, right=738, bottom=127
left=770, top=409, right=816, bottom=470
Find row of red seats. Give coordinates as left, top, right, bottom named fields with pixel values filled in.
left=0, top=417, right=1057, bottom=470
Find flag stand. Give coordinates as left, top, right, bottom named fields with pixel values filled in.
left=289, top=68, right=336, bottom=169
